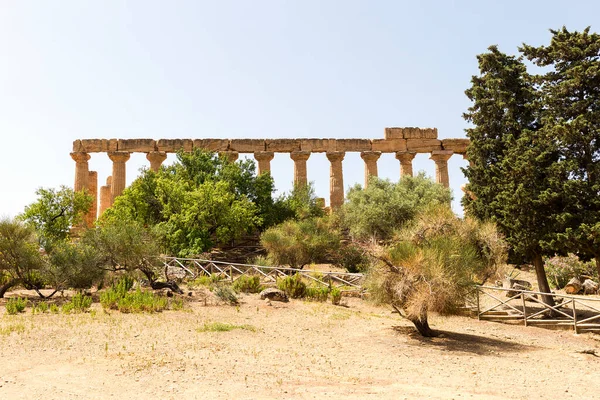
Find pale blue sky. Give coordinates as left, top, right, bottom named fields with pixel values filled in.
left=1, top=1, right=598, bottom=217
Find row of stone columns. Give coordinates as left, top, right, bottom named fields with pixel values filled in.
left=72, top=148, right=460, bottom=221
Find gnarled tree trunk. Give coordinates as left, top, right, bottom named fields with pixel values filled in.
left=532, top=253, right=556, bottom=316
left=0, top=279, right=19, bottom=298
left=408, top=306, right=438, bottom=337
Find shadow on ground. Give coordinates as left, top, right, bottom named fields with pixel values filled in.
left=392, top=326, right=535, bottom=355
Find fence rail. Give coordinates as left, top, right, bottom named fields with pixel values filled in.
left=162, top=257, right=365, bottom=290
left=476, top=285, right=600, bottom=333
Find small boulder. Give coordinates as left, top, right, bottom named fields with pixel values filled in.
left=260, top=288, right=289, bottom=302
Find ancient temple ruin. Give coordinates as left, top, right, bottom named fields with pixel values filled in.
left=70, top=128, right=469, bottom=223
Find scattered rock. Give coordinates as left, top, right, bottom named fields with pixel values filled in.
left=259, top=288, right=288, bottom=302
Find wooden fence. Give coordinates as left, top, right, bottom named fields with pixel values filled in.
left=476, top=285, right=600, bottom=333
left=162, top=257, right=365, bottom=291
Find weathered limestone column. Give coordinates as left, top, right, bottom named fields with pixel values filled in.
left=86, top=171, right=98, bottom=225
left=108, top=151, right=130, bottom=202
left=99, top=176, right=112, bottom=216
left=290, top=151, right=311, bottom=187
left=220, top=151, right=239, bottom=163
left=430, top=150, right=454, bottom=188
left=146, top=151, right=167, bottom=172
left=360, top=151, right=381, bottom=187
left=70, top=152, right=90, bottom=192
left=254, top=151, right=275, bottom=175
left=326, top=152, right=345, bottom=210
left=395, top=152, right=416, bottom=177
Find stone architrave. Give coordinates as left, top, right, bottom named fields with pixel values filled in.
left=395, top=152, right=416, bottom=177
left=326, top=152, right=345, bottom=210
left=86, top=171, right=98, bottom=225
left=146, top=151, right=167, bottom=172
left=99, top=176, right=112, bottom=216
left=430, top=150, right=454, bottom=188
left=254, top=151, right=275, bottom=175
left=108, top=151, right=130, bottom=202
left=360, top=151, right=381, bottom=187
left=220, top=151, right=239, bottom=163
left=290, top=151, right=311, bottom=187
left=70, top=152, right=91, bottom=192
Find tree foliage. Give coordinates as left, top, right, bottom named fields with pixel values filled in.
left=461, top=29, right=600, bottom=303
left=20, top=186, right=92, bottom=251
left=368, top=206, right=507, bottom=337
left=103, top=150, right=289, bottom=256
left=343, top=174, right=452, bottom=241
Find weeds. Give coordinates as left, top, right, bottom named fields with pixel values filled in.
left=197, top=322, right=256, bottom=332
left=62, top=293, right=93, bottom=314
left=32, top=301, right=49, bottom=314
left=232, top=275, right=263, bottom=294
left=5, top=298, right=27, bottom=315
left=305, top=286, right=330, bottom=302
left=277, top=274, right=306, bottom=299
left=0, top=322, right=26, bottom=336
left=214, top=285, right=239, bottom=305
left=330, top=287, right=342, bottom=305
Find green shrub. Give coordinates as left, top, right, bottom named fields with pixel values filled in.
left=33, top=301, right=49, bottom=314
left=6, top=298, right=27, bottom=315
left=62, top=293, right=93, bottom=314
left=546, top=254, right=596, bottom=289
left=305, top=286, right=330, bottom=302
left=49, top=304, right=60, bottom=314
left=115, top=288, right=169, bottom=313
left=333, top=244, right=370, bottom=273
left=277, top=274, right=306, bottom=299
left=330, top=287, right=342, bottom=305
left=213, top=285, right=239, bottom=305
left=232, top=276, right=263, bottom=294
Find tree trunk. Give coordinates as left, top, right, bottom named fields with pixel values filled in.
left=532, top=253, right=556, bottom=313
left=565, top=277, right=582, bottom=294
left=408, top=308, right=437, bottom=337
left=0, top=279, right=19, bottom=298
left=595, top=258, right=600, bottom=282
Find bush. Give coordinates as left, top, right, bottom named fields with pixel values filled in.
left=62, top=293, right=93, bottom=314
left=277, top=274, right=306, bottom=299
left=330, top=287, right=342, bottom=305
left=115, top=289, right=169, bottom=313
left=305, top=286, right=330, bottom=302
left=261, top=217, right=340, bottom=269
left=213, top=285, right=239, bottom=305
left=6, top=298, right=27, bottom=315
left=333, top=243, right=370, bottom=273
left=232, top=276, right=263, bottom=294
left=33, top=301, right=49, bottom=314
left=545, top=254, right=596, bottom=289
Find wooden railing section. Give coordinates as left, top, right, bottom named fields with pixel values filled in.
left=476, top=285, right=600, bottom=333
left=162, top=257, right=365, bottom=291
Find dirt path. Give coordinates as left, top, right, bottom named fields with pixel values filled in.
left=1, top=295, right=599, bottom=399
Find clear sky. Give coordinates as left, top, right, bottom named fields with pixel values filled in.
left=1, top=1, right=598, bottom=217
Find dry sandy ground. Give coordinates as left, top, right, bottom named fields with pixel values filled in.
left=1, top=292, right=600, bottom=400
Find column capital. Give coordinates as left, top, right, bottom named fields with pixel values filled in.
left=254, top=151, right=275, bottom=162
left=108, top=151, right=130, bottom=163
left=290, top=151, right=311, bottom=162
left=146, top=151, right=167, bottom=163
left=429, top=150, right=453, bottom=163
left=395, top=151, right=416, bottom=163
left=326, top=151, right=345, bottom=162
left=70, top=152, right=90, bottom=163
left=106, top=176, right=112, bottom=185
left=360, top=151, right=382, bottom=162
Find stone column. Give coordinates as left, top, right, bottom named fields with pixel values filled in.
left=146, top=151, right=167, bottom=172
left=326, top=152, right=345, bottom=210
left=360, top=151, right=381, bottom=187
left=254, top=151, right=275, bottom=175
left=430, top=150, right=454, bottom=188
left=99, top=176, right=112, bottom=216
left=395, top=152, right=416, bottom=177
left=86, top=171, right=98, bottom=225
left=220, top=151, right=239, bottom=163
left=108, top=151, right=130, bottom=202
left=290, top=151, right=311, bottom=187
left=70, top=152, right=90, bottom=192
